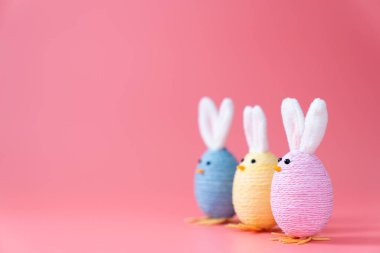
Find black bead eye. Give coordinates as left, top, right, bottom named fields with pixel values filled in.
left=251, top=159, right=256, bottom=164
left=241, top=158, right=244, bottom=162
left=278, top=157, right=282, bottom=162
left=206, top=161, right=211, bottom=166
left=284, top=158, right=291, bottom=164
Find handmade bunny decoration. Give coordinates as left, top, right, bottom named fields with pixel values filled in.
left=227, top=105, right=278, bottom=231
left=271, top=98, right=333, bottom=244
left=187, top=97, right=238, bottom=225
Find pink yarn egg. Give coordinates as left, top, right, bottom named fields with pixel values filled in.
left=271, top=151, right=333, bottom=238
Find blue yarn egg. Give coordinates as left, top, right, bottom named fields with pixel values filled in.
left=194, top=148, right=237, bottom=218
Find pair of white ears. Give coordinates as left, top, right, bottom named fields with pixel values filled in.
left=244, top=106, right=269, bottom=152
left=282, top=98, right=328, bottom=154
left=198, top=97, right=234, bottom=150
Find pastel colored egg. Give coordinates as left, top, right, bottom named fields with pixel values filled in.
left=195, top=148, right=237, bottom=218
left=271, top=151, right=333, bottom=237
left=233, top=152, right=277, bottom=229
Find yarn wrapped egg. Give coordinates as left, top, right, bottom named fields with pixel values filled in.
left=228, top=105, right=277, bottom=231
left=188, top=97, right=237, bottom=225
left=195, top=148, right=237, bottom=219
left=271, top=98, right=333, bottom=244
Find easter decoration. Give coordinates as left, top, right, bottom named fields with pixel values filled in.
left=187, top=97, right=238, bottom=225
left=270, top=98, right=333, bottom=244
left=227, top=105, right=278, bottom=231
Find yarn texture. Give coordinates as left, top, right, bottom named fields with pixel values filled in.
left=195, top=148, right=237, bottom=218
left=233, top=152, right=277, bottom=229
left=271, top=151, right=333, bottom=237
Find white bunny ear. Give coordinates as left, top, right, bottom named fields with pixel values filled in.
left=300, top=98, right=328, bottom=154
left=198, top=97, right=234, bottom=150
left=281, top=98, right=305, bottom=151
left=199, top=97, right=218, bottom=149
left=243, top=105, right=269, bottom=152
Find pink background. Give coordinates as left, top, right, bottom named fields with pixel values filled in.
left=0, top=0, right=380, bottom=252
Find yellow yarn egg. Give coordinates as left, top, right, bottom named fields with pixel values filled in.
left=233, top=152, right=277, bottom=230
